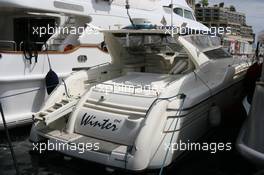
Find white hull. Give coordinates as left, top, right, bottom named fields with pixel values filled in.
left=32, top=80, right=244, bottom=170
left=30, top=32, right=251, bottom=171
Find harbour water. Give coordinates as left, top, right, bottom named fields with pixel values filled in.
left=0, top=103, right=257, bottom=175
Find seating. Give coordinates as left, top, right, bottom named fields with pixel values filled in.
left=145, top=55, right=172, bottom=74
left=170, top=59, right=188, bottom=74
left=122, top=53, right=194, bottom=75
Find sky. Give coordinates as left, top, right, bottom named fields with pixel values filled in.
left=208, top=0, right=264, bottom=39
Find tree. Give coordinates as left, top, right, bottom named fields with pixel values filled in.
left=230, top=5, right=236, bottom=12
left=195, top=3, right=201, bottom=8
left=200, top=0, right=209, bottom=7
left=219, top=2, right=225, bottom=8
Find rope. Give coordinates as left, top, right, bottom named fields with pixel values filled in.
left=44, top=43, right=52, bottom=70
left=62, top=79, right=71, bottom=98
left=159, top=95, right=186, bottom=175
left=125, top=0, right=136, bottom=29
left=0, top=102, right=20, bottom=175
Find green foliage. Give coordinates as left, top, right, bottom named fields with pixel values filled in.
left=201, top=0, right=209, bottom=7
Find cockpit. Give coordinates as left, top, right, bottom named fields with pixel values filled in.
left=105, top=31, right=196, bottom=75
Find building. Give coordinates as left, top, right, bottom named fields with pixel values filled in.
left=195, top=4, right=255, bottom=55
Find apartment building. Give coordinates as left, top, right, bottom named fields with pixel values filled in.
left=195, top=4, right=254, bottom=55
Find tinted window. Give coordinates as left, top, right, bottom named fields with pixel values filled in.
left=184, top=10, right=194, bottom=20
left=204, top=48, right=231, bottom=59
left=173, top=8, right=183, bottom=17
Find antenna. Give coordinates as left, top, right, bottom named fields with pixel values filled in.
left=125, top=0, right=136, bottom=29
left=171, top=0, right=173, bottom=27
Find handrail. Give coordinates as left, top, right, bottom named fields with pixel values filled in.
left=159, top=93, right=186, bottom=175
left=72, top=62, right=111, bottom=71
left=90, top=62, right=111, bottom=70
left=0, top=40, right=17, bottom=51
left=145, top=93, right=186, bottom=118
left=19, top=41, right=45, bottom=50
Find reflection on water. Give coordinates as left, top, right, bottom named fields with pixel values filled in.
left=0, top=104, right=257, bottom=175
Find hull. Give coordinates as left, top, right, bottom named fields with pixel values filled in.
left=0, top=47, right=110, bottom=128
left=30, top=75, right=246, bottom=171
left=31, top=78, right=243, bottom=171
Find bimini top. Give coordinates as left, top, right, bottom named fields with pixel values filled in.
left=102, top=29, right=222, bottom=54
left=103, top=29, right=227, bottom=67
left=102, top=29, right=178, bottom=60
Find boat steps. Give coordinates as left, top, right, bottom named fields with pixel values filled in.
left=33, top=98, right=78, bottom=125
left=83, top=98, right=147, bottom=116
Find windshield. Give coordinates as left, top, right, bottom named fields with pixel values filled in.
left=184, top=35, right=221, bottom=51
left=184, top=35, right=231, bottom=59
left=114, top=33, right=183, bottom=55
left=204, top=48, right=231, bottom=59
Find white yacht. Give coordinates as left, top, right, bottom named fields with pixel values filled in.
left=0, top=0, right=208, bottom=128
left=30, top=29, right=251, bottom=171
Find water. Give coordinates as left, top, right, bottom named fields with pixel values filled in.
left=0, top=103, right=258, bottom=175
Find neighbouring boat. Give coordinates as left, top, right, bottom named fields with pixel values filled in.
left=0, top=0, right=208, bottom=129
left=30, top=29, right=251, bottom=171
left=237, top=31, right=264, bottom=168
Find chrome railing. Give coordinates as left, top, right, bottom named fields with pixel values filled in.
left=19, top=41, right=45, bottom=51
left=0, top=40, right=46, bottom=51
left=0, top=40, right=17, bottom=51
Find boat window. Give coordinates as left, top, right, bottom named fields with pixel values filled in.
left=204, top=48, right=231, bottom=59
left=13, top=18, right=56, bottom=51
left=173, top=8, right=183, bottom=17
left=184, top=10, right=194, bottom=20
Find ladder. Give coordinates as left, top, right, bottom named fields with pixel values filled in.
left=33, top=98, right=78, bottom=125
